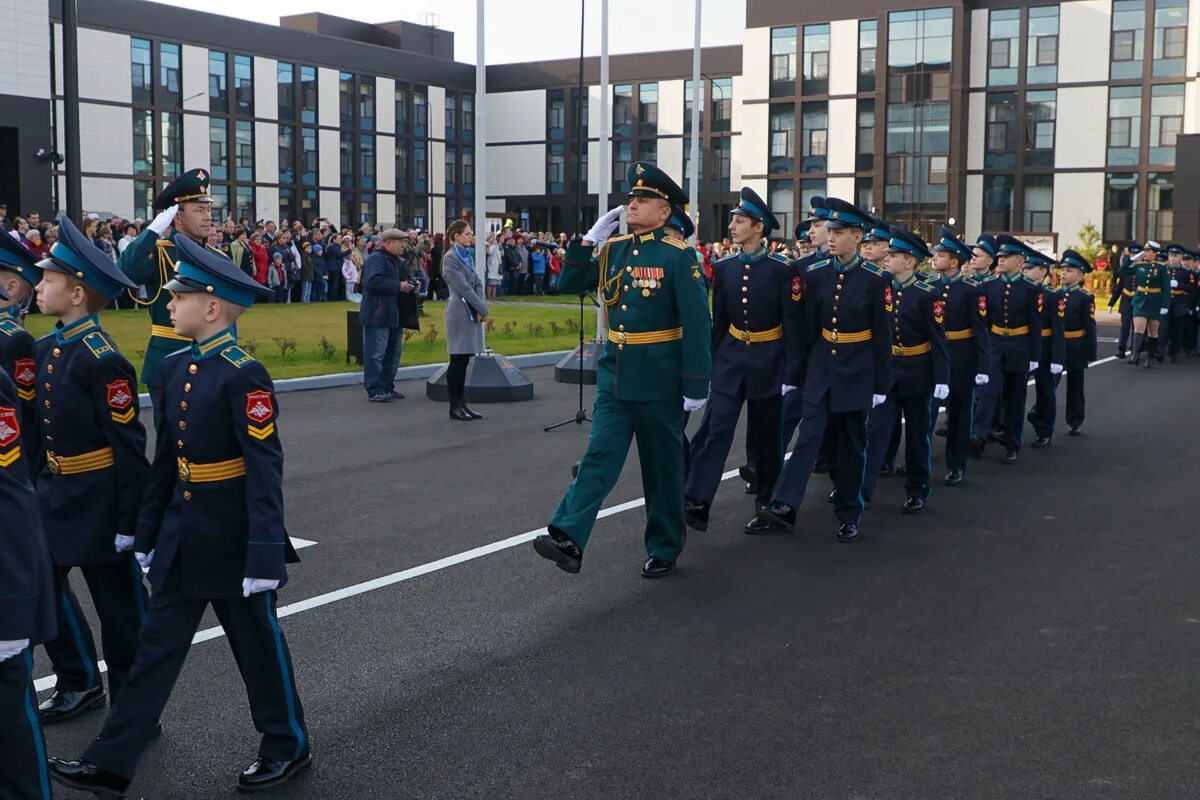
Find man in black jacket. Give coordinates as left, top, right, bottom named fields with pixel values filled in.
left=359, top=229, right=418, bottom=402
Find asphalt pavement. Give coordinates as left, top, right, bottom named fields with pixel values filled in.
left=38, top=334, right=1200, bottom=799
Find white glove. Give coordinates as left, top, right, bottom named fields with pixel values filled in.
left=781, top=384, right=796, bottom=395
left=0, top=639, right=29, bottom=662
left=683, top=397, right=707, bottom=412
left=933, top=384, right=949, bottom=400
left=135, top=550, right=154, bottom=570
left=1029, top=361, right=1039, bottom=372
left=1160, top=307, right=1169, bottom=315
left=242, top=578, right=280, bottom=597
left=1049, top=363, right=1063, bottom=375
left=872, top=394, right=887, bottom=408
left=584, top=206, right=624, bottom=246
left=114, top=534, right=135, bottom=553
left=1170, top=279, right=1179, bottom=288
left=1145, top=240, right=1161, bottom=252
left=974, top=373, right=989, bottom=386
left=148, top=204, right=179, bottom=235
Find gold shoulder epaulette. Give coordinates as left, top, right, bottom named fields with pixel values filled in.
left=768, top=252, right=791, bottom=264
left=662, top=235, right=689, bottom=250
left=82, top=331, right=116, bottom=359
left=606, top=234, right=633, bottom=244
left=862, top=261, right=886, bottom=276
left=0, top=318, right=23, bottom=337
left=916, top=280, right=936, bottom=292
left=220, top=345, right=255, bottom=369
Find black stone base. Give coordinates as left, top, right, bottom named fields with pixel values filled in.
left=553, top=341, right=601, bottom=385
left=425, top=353, right=535, bottom=403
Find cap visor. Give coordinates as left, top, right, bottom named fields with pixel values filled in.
left=163, top=277, right=197, bottom=292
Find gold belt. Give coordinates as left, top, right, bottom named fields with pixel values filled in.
left=1172, top=289, right=1188, bottom=296
left=46, top=447, right=114, bottom=476
left=1122, top=289, right=1134, bottom=297
left=728, top=324, right=783, bottom=343
left=1041, top=329, right=1052, bottom=337
left=991, top=324, right=1030, bottom=336
left=607, top=327, right=683, bottom=346
left=1064, top=329, right=1086, bottom=339
left=891, top=342, right=932, bottom=357
left=945, top=329, right=973, bottom=341
left=1139, top=288, right=1161, bottom=294
left=821, top=328, right=871, bottom=344
left=151, top=324, right=191, bottom=342
left=178, top=456, right=246, bottom=483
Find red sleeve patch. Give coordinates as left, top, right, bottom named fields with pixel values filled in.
left=1037, top=292, right=1044, bottom=313
left=1057, top=297, right=1067, bottom=317
left=106, top=380, right=133, bottom=410
left=0, top=406, right=19, bottom=448
left=884, top=286, right=894, bottom=310
left=246, top=389, right=275, bottom=423
left=791, top=275, right=802, bottom=295
left=978, top=295, right=987, bottom=316
left=13, top=358, right=34, bottom=387
left=933, top=299, right=945, bottom=322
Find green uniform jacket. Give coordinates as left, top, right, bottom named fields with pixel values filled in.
left=560, top=227, right=711, bottom=401
left=116, top=228, right=226, bottom=387
left=1131, top=261, right=1169, bottom=318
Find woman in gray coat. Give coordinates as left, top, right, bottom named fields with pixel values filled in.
left=442, top=219, right=490, bottom=421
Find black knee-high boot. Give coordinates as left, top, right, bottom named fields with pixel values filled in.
left=1145, top=336, right=1157, bottom=367
left=1128, top=332, right=1144, bottom=364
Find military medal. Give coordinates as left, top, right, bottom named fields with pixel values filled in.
left=642, top=288, right=650, bottom=297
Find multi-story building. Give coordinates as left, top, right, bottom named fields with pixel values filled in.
left=2, top=0, right=1199, bottom=246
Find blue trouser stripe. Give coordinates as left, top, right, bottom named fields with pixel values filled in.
left=130, top=558, right=147, bottom=622
left=23, top=650, right=51, bottom=800
left=265, top=593, right=306, bottom=759
left=61, top=589, right=97, bottom=687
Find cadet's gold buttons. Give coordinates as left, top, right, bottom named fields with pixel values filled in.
left=44, top=383, right=50, bottom=390
left=178, top=421, right=187, bottom=430
left=43, top=400, right=50, bottom=408
left=621, top=305, right=627, bottom=311
left=184, top=383, right=191, bottom=392
left=52, top=348, right=61, bottom=357
left=177, top=440, right=184, bottom=448
left=183, top=491, right=192, bottom=501
left=189, top=364, right=198, bottom=374
left=180, top=401, right=188, bottom=411
left=47, top=365, right=54, bottom=373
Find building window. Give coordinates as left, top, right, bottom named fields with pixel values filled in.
left=859, top=20, right=878, bottom=92
left=988, top=9, right=1020, bottom=86
left=1150, top=83, right=1184, bottom=164
left=300, top=66, right=317, bottom=124
left=134, top=179, right=155, bottom=220
left=803, top=24, right=830, bottom=95
left=233, top=55, right=253, bottom=115
left=209, top=185, right=228, bottom=223
left=769, top=104, right=795, bottom=174
left=360, top=134, right=375, bottom=189
left=235, top=186, right=254, bottom=223
left=1023, top=174, right=1053, bottom=231
left=340, top=192, right=355, bottom=228
left=771, top=27, right=797, bottom=96
left=301, top=190, right=318, bottom=225
left=769, top=179, right=794, bottom=239
left=801, top=102, right=828, bottom=173
left=1153, top=0, right=1189, bottom=77
left=413, top=139, right=427, bottom=192
left=639, top=83, right=658, bottom=137
left=684, top=79, right=704, bottom=133
left=277, top=62, right=294, bottom=120
left=613, top=84, right=633, bottom=138
left=985, top=92, right=1017, bottom=169
left=131, top=39, right=152, bottom=105
left=161, top=112, right=182, bottom=179
left=209, top=51, right=227, bottom=113
left=359, top=78, right=375, bottom=132
left=210, top=119, right=228, bottom=180
left=158, top=43, right=181, bottom=108
left=571, top=87, right=589, bottom=138
left=855, top=177, right=874, bottom=213
left=462, top=146, right=474, bottom=194
left=800, top=179, right=825, bottom=219
left=132, top=109, right=153, bottom=174
left=1111, top=0, right=1146, bottom=80
left=1026, top=6, right=1059, bottom=84
left=548, top=143, right=566, bottom=194
left=278, top=188, right=294, bottom=227
left=395, top=86, right=409, bottom=136
left=612, top=140, right=632, bottom=193
left=339, top=133, right=353, bottom=188
left=462, top=94, right=474, bottom=142
left=340, top=73, right=354, bottom=129
left=278, top=125, right=294, bottom=184
left=1108, top=86, right=1142, bottom=166
left=300, top=127, right=317, bottom=185
left=395, top=139, right=408, bottom=192
left=360, top=193, right=376, bottom=226
left=548, top=89, right=566, bottom=140
left=1025, top=89, right=1056, bottom=168
left=983, top=174, right=1013, bottom=231
left=445, top=93, right=457, bottom=141
left=445, top=146, right=457, bottom=195
left=857, top=99, right=875, bottom=172
left=234, top=120, right=252, bottom=182
left=711, top=77, right=732, bottom=132
left=683, top=143, right=703, bottom=195
left=712, top=137, right=731, bottom=191
left=639, top=139, right=658, bottom=166
left=1146, top=172, right=1174, bottom=240
left=1104, top=172, right=1138, bottom=241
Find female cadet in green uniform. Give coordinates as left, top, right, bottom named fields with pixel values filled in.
left=1126, top=241, right=1170, bottom=368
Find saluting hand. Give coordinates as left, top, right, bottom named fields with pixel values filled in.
left=871, top=394, right=887, bottom=408
left=148, top=204, right=179, bottom=235
left=242, top=578, right=280, bottom=597
left=974, top=373, right=989, bottom=386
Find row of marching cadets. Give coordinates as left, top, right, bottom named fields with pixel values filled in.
left=1109, top=241, right=1200, bottom=367
left=680, top=191, right=1101, bottom=542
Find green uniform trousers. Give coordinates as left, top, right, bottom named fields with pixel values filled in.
left=550, top=389, right=687, bottom=563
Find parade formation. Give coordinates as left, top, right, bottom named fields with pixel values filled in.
left=0, top=154, right=1196, bottom=797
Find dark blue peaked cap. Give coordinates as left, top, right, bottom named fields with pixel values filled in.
left=730, top=186, right=780, bottom=234
left=822, top=198, right=871, bottom=230
left=37, top=216, right=138, bottom=299
left=886, top=225, right=933, bottom=261
left=804, top=196, right=828, bottom=223
left=995, top=234, right=1041, bottom=262
left=1059, top=249, right=1092, bottom=273
left=975, top=233, right=998, bottom=258
left=863, top=215, right=892, bottom=243
left=932, top=225, right=973, bottom=261
left=669, top=205, right=695, bottom=239
left=795, top=218, right=812, bottom=242
left=0, top=230, right=42, bottom=285
left=167, top=234, right=272, bottom=307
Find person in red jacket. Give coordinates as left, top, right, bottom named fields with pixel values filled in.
left=248, top=231, right=270, bottom=286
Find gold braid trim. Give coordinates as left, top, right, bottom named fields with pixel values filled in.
left=127, top=238, right=173, bottom=307
left=599, top=243, right=625, bottom=309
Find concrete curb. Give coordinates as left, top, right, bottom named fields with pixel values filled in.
left=136, top=349, right=573, bottom=408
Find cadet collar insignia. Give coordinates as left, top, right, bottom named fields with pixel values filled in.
left=83, top=331, right=115, bottom=359
left=835, top=254, right=862, bottom=273
left=861, top=260, right=886, bottom=277
left=0, top=406, right=19, bottom=451
left=896, top=275, right=918, bottom=290
left=55, top=314, right=100, bottom=344
left=221, top=345, right=254, bottom=369
left=0, top=318, right=23, bottom=337
left=246, top=389, right=276, bottom=440
left=807, top=258, right=830, bottom=273
left=943, top=270, right=961, bottom=283
left=768, top=252, right=791, bottom=264
left=739, top=244, right=767, bottom=263
left=107, top=379, right=136, bottom=424
left=0, top=306, right=18, bottom=321
left=192, top=327, right=236, bottom=361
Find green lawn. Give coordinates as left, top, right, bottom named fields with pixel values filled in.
left=492, top=293, right=599, bottom=306
left=25, top=300, right=596, bottom=386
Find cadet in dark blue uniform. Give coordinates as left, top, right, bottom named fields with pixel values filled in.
left=860, top=226, right=948, bottom=514
left=860, top=216, right=903, bottom=477
left=748, top=198, right=892, bottom=542
left=49, top=234, right=310, bottom=796
left=1163, top=244, right=1198, bottom=362
left=1025, top=252, right=1066, bottom=448
left=31, top=216, right=149, bottom=724
left=928, top=226, right=990, bottom=486
left=0, top=294, right=57, bottom=800
left=969, top=234, right=1000, bottom=455
left=979, top=235, right=1044, bottom=464
left=1056, top=250, right=1098, bottom=435
left=1108, top=244, right=1137, bottom=358
left=685, top=188, right=801, bottom=529
left=0, top=232, right=43, bottom=468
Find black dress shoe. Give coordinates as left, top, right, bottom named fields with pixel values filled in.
left=744, top=507, right=793, bottom=535
left=812, top=460, right=831, bottom=474
left=39, top=686, right=105, bottom=724
left=1068, top=425, right=1082, bottom=436
left=737, top=464, right=757, bottom=485
left=641, top=557, right=674, bottom=578
left=532, top=528, right=582, bottom=573
left=879, top=463, right=894, bottom=476
left=48, top=758, right=130, bottom=796
left=836, top=523, right=860, bottom=542
left=1031, top=436, right=1052, bottom=449
left=237, top=751, right=312, bottom=793
left=758, top=502, right=796, bottom=530
left=1000, top=450, right=1018, bottom=465
left=987, top=429, right=1004, bottom=443
left=743, top=482, right=758, bottom=495
left=684, top=497, right=710, bottom=532
left=902, top=496, right=926, bottom=514
left=827, top=488, right=836, bottom=504
left=944, top=469, right=964, bottom=487
left=970, top=438, right=985, bottom=459
left=449, top=402, right=474, bottom=421
left=1115, top=350, right=1126, bottom=360
left=460, top=403, right=484, bottom=419
left=894, top=464, right=907, bottom=477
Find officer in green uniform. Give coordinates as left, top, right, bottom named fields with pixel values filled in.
left=533, top=162, right=711, bottom=579
left=116, top=169, right=219, bottom=412
left=1126, top=241, right=1169, bottom=368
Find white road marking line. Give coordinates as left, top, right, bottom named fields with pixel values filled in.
left=32, top=355, right=1121, bottom=693
left=290, top=537, right=318, bottom=550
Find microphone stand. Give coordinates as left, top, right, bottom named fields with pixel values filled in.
left=544, top=291, right=595, bottom=431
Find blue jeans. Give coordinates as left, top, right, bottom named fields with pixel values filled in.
left=311, top=278, right=327, bottom=302
left=300, top=281, right=312, bottom=303
left=363, top=326, right=403, bottom=397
